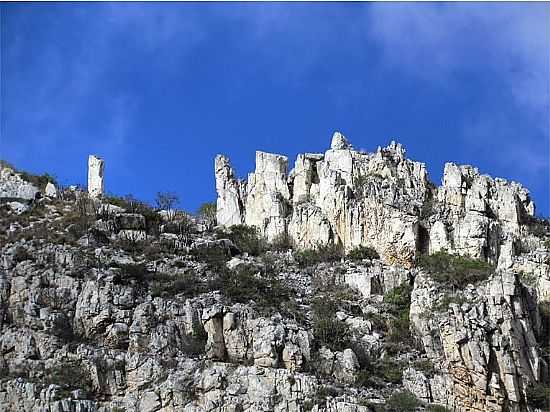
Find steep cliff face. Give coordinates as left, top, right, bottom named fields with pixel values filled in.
left=215, top=132, right=535, bottom=269
left=409, top=271, right=545, bottom=411
left=1, top=143, right=548, bottom=412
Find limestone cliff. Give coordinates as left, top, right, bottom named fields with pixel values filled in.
left=215, top=132, right=535, bottom=269
left=0, top=143, right=548, bottom=412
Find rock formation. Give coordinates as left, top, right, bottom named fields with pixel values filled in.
left=215, top=132, right=535, bottom=269
left=1, top=135, right=548, bottom=412
left=88, top=155, right=104, bottom=198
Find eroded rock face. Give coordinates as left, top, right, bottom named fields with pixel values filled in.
left=215, top=155, right=246, bottom=227
left=88, top=155, right=104, bottom=199
left=410, top=271, right=545, bottom=411
left=245, top=151, right=291, bottom=242
left=215, top=133, right=535, bottom=269
left=0, top=166, right=40, bottom=201
left=435, top=163, right=535, bottom=266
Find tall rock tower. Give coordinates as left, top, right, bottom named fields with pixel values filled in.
left=88, top=155, right=104, bottom=198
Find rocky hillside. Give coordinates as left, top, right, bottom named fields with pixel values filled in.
left=0, top=135, right=549, bottom=412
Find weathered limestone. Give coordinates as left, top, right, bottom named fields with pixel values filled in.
left=215, top=155, right=246, bottom=226
left=0, top=165, right=39, bottom=201
left=87, top=155, right=104, bottom=198
left=245, top=151, right=291, bottom=241
left=436, top=162, right=534, bottom=266
left=44, top=182, right=57, bottom=198
left=410, top=271, right=545, bottom=411
left=214, top=132, right=536, bottom=268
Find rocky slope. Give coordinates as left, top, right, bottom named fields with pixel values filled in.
left=0, top=136, right=549, bottom=412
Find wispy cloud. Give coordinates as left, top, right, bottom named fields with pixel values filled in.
left=365, top=3, right=550, bottom=173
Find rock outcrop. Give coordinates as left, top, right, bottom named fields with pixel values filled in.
left=1, top=134, right=548, bottom=412
left=410, top=271, right=545, bottom=411
left=215, top=132, right=535, bottom=269
left=0, top=167, right=40, bottom=202
left=88, top=155, right=104, bottom=199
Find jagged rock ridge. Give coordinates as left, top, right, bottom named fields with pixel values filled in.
left=215, top=132, right=535, bottom=269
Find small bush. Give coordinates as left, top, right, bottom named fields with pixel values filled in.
left=526, top=382, right=550, bottom=409
left=13, top=246, right=33, bottom=263
left=383, top=283, right=413, bottom=344
left=151, top=271, right=207, bottom=298
left=294, top=243, right=343, bottom=268
left=417, top=251, right=494, bottom=288
left=43, top=361, right=94, bottom=394
left=268, top=232, right=294, bottom=252
left=311, top=296, right=352, bottom=351
left=116, top=263, right=150, bottom=283
left=347, top=245, right=379, bottom=261
left=426, top=405, right=451, bottom=412
left=210, top=265, right=294, bottom=314
left=433, top=293, right=469, bottom=312
left=197, top=202, right=217, bottom=231
left=413, top=358, right=436, bottom=377
left=527, top=216, right=550, bottom=239
left=216, top=225, right=265, bottom=256
left=385, top=390, right=422, bottom=412
left=357, top=358, right=405, bottom=387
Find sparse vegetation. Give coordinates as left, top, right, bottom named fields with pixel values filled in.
left=417, top=251, right=494, bottom=288
left=526, top=216, right=550, bottom=239
left=43, top=361, right=94, bottom=395
left=385, top=390, right=422, bottom=412
left=347, top=245, right=379, bottom=261
left=383, top=282, right=413, bottom=344
left=151, top=270, right=206, bottom=298
left=12, top=246, right=33, bottom=263
left=268, top=232, right=294, bottom=252
left=294, top=243, right=343, bottom=268
left=433, top=292, right=469, bottom=312
left=197, top=202, right=217, bottom=231
left=212, top=264, right=293, bottom=313
left=311, top=296, right=352, bottom=351
left=155, top=191, right=179, bottom=218
left=526, top=382, right=550, bottom=410
left=216, top=224, right=265, bottom=256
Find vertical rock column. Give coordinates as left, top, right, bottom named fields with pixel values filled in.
left=88, top=155, right=104, bottom=198
left=215, top=155, right=245, bottom=226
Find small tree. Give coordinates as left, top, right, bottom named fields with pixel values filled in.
left=156, top=192, right=179, bottom=221
left=175, top=211, right=195, bottom=247
left=198, top=202, right=217, bottom=231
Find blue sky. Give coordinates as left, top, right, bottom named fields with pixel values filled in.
left=1, top=3, right=549, bottom=215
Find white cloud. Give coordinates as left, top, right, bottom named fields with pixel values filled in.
left=365, top=3, right=550, bottom=175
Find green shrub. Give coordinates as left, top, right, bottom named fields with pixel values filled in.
left=151, top=271, right=207, bottom=298
left=311, top=296, right=352, bottom=351
left=197, top=202, right=217, bottom=231
left=433, top=293, right=469, bottom=312
left=526, top=382, right=550, bottom=409
left=426, top=405, right=451, bottom=412
left=385, top=390, right=422, bottom=412
left=13, top=246, right=33, bottom=263
left=211, top=265, right=293, bottom=314
left=268, top=232, right=294, bottom=252
left=357, top=358, right=405, bottom=387
left=347, top=245, right=379, bottom=261
left=417, top=251, right=494, bottom=288
left=116, top=263, right=150, bottom=283
left=216, top=225, right=265, bottom=256
left=383, top=282, right=413, bottom=344
left=294, top=243, right=343, bottom=268
left=191, top=245, right=230, bottom=270
left=43, top=361, right=94, bottom=394
left=413, top=358, right=436, bottom=377
left=527, top=216, right=550, bottom=238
